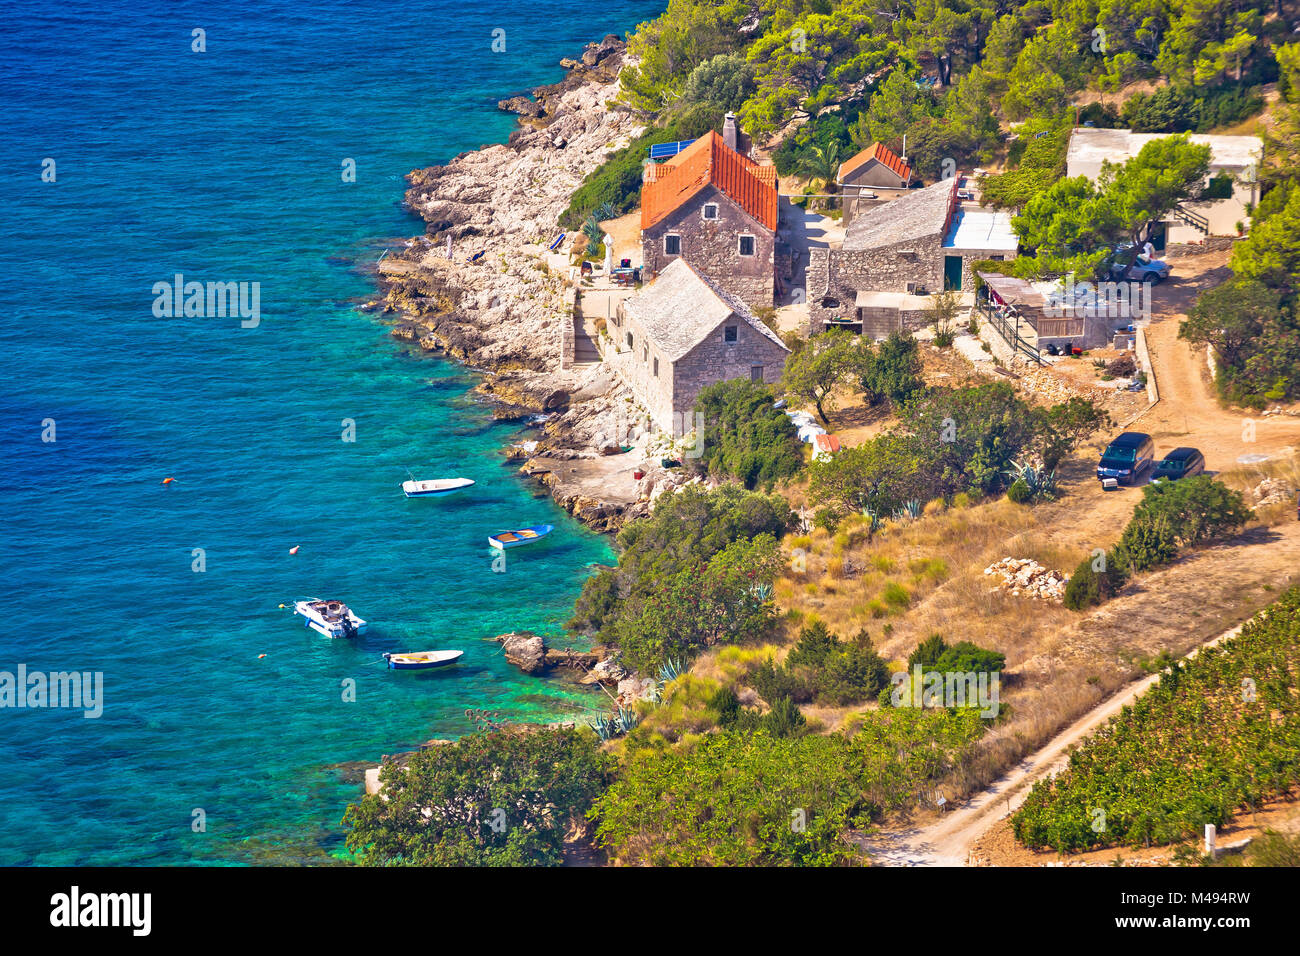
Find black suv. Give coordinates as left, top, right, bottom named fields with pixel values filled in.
left=1151, top=447, right=1205, bottom=482
left=1097, top=432, right=1156, bottom=485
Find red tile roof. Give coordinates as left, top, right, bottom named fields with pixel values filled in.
left=640, top=131, right=778, bottom=232
left=837, top=142, right=912, bottom=186
left=813, top=433, right=842, bottom=454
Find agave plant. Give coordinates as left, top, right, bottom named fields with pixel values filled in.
left=860, top=506, right=882, bottom=535
left=615, top=705, right=640, bottom=735
left=893, top=499, right=923, bottom=521
left=1004, top=459, right=1058, bottom=500
left=588, top=714, right=614, bottom=741
left=750, top=581, right=774, bottom=603
left=592, top=201, right=616, bottom=221
left=582, top=215, right=603, bottom=244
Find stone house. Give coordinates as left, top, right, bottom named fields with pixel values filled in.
left=640, top=126, right=778, bottom=309
left=807, top=178, right=1018, bottom=338
left=602, top=258, right=790, bottom=435
left=836, top=141, right=913, bottom=227
left=1066, top=128, right=1263, bottom=244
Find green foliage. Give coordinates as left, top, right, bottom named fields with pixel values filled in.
left=859, top=331, right=925, bottom=408
left=592, top=707, right=986, bottom=865
left=980, top=118, right=1071, bottom=210
left=608, top=534, right=783, bottom=673
left=772, top=112, right=855, bottom=177
left=809, top=382, right=1103, bottom=517
left=1127, top=476, right=1253, bottom=551
left=342, top=727, right=613, bottom=866
left=570, top=485, right=792, bottom=668
left=692, top=379, right=804, bottom=490
left=1108, top=476, right=1253, bottom=575
left=757, top=621, right=892, bottom=707
left=933, top=641, right=1006, bottom=675
left=1006, top=477, right=1031, bottom=503
left=780, top=327, right=868, bottom=424
left=907, top=633, right=949, bottom=671
left=1013, top=585, right=1300, bottom=852
left=1062, top=552, right=1127, bottom=611
left=1115, top=512, right=1180, bottom=572
left=680, top=52, right=756, bottom=113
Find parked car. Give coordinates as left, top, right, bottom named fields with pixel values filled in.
left=1109, top=245, right=1171, bottom=284
left=1151, top=447, right=1206, bottom=482
left=1097, top=432, right=1156, bottom=485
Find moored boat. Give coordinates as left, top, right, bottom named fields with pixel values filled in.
left=402, top=477, right=475, bottom=498
left=294, top=599, right=368, bottom=638
left=487, top=524, right=554, bottom=550
left=383, top=650, right=464, bottom=670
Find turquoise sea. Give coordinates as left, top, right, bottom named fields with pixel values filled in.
left=0, top=0, right=662, bottom=864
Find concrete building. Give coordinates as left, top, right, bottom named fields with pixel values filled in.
left=640, top=128, right=778, bottom=309
left=1065, top=128, right=1263, bottom=244
left=602, top=258, right=790, bottom=435
left=807, top=178, right=1018, bottom=337
left=836, top=141, right=913, bottom=227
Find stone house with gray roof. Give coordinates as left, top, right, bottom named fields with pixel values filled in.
left=602, top=259, right=790, bottom=435
left=806, top=178, right=1017, bottom=338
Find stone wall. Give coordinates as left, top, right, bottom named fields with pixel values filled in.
left=671, top=324, right=789, bottom=434
left=807, top=237, right=943, bottom=330
left=605, top=300, right=675, bottom=432
left=641, top=183, right=775, bottom=309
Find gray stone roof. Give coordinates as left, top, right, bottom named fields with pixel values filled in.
left=843, top=178, right=957, bottom=251
left=623, top=258, right=789, bottom=362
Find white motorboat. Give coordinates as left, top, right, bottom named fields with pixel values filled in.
left=294, top=599, right=368, bottom=638
left=401, top=477, right=475, bottom=498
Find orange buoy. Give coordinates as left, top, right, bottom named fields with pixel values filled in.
left=257, top=653, right=267, bottom=659
left=161, top=477, right=174, bottom=484
left=289, top=545, right=300, bottom=555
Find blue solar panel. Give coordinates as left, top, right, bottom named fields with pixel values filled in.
left=648, top=139, right=695, bottom=160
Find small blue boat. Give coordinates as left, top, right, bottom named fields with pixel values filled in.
left=488, top=524, right=553, bottom=550
left=383, top=650, right=464, bottom=670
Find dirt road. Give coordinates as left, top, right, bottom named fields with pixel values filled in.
left=862, top=619, right=1252, bottom=866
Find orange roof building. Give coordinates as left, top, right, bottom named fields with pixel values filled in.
left=639, top=130, right=779, bottom=308
left=837, top=142, right=913, bottom=188
left=641, top=131, right=778, bottom=231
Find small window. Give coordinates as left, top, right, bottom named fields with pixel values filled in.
left=702, top=203, right=719, bottom=220
left=653, top=357, right=659, bottom=377
left=626, top=332, right=633, bottom=349
left=643, top=344, right=649, bottom=363
left=738, top=235, right=756, bottom=256
left=724, top=325, right=738, bottom=343
left=751, top=365, right=763, bottom=382
left=664, top=234, right=681, bottom=255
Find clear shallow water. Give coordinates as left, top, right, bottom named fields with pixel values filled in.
left=0, top=0, right=661, bottom=864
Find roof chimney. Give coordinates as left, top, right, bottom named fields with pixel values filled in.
left=723, top=113, right=738, bottom=152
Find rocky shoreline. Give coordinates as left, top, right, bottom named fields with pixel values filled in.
left=366, top=34, right=666, bottom=533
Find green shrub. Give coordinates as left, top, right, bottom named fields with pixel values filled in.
left=343, top=727, right=613, bottom=866
left=1006, top=477, right=1032, bottom=503
left=933, top=641, right=1006, bottom=675
left=692, top=379, right=804, bottom=490
left=1063, top=552, right=1127, bottom=611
